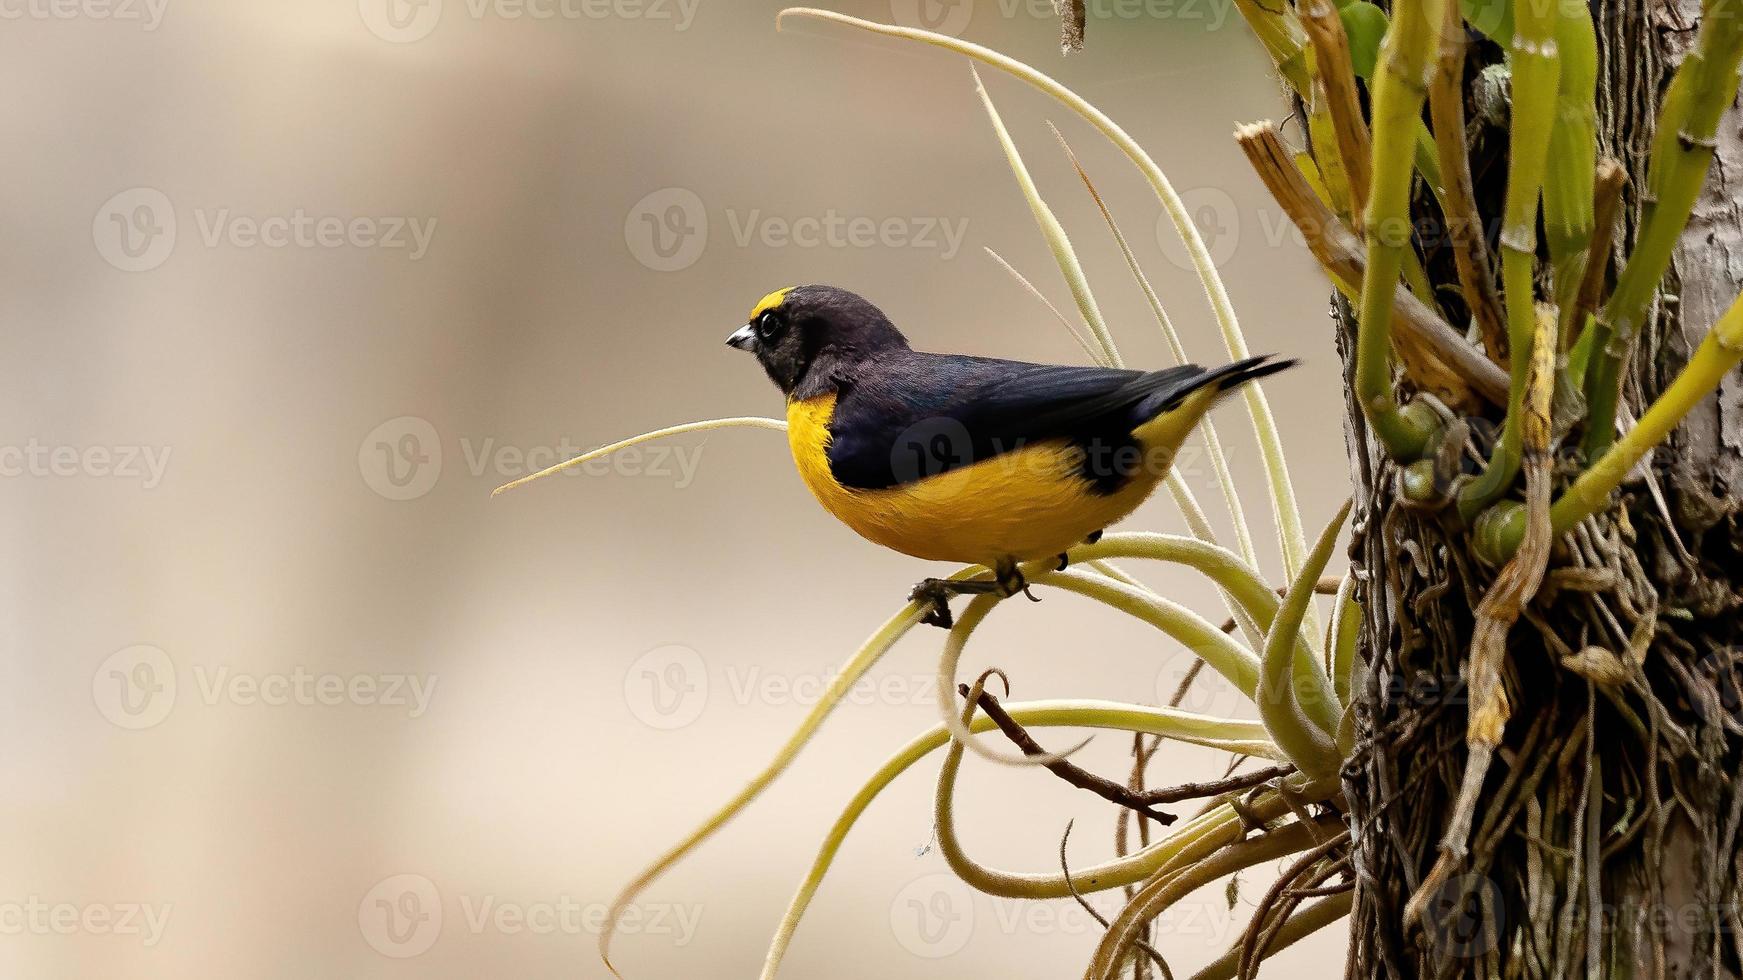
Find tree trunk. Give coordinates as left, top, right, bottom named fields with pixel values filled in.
left=1342, top=1, right=1743, bottom=977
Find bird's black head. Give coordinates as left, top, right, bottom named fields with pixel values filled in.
left=726, top=285, right=910, bottom=397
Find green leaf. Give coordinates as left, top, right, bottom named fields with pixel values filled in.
left=1461, top=0, right=1512, bottom=43
left=1339, top=1, right=1388, bottom=80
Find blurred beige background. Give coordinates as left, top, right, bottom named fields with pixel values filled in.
left=0, top=0, right=1354, bottom=976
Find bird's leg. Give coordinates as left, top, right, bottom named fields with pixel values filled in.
left=1056, top=553, right=1070, bottom=572
left=909, top=560, right=1040, bottom=630
left=994, top=560, right=1042, bottom=605
left=1084, top=529, right=1103, bottom=544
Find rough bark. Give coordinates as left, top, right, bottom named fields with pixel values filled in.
left=1341, top=1, right=1743, bottom=977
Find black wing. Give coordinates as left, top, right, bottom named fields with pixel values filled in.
left=825, top=351, right=1274, bottom=490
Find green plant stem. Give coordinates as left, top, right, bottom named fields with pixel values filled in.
left=1584, top=0, right=1743, bottom=458
left=1457, top=0, right=1562, bottom=521
left=1353, top=0, right=1444, bottom=460
left=1544, top=6, right=1598, bottom=278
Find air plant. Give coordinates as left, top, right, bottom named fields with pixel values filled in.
left=493, top=1, right=1743, bottom=975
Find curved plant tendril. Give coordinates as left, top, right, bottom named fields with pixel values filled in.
left=1256, top=501, right=1350, bottom=771
left=936, top=569, right=1265, bottom=766
left=756, top=697, right=1277, bottom=978
left=1086, top=816, right=1339, bottom=980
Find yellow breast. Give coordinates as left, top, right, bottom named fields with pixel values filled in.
left=785, top=394, right=1170, bottom=565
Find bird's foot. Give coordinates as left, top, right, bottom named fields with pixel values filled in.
left=909, top=564, right=1038, bottom=629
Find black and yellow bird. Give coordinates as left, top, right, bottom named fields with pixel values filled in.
left=727, top=285, right=1295, bottom=627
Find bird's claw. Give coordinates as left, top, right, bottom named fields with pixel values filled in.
left=909, top=579, right=958, bottom=629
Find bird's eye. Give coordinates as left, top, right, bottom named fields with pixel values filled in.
left=756, top=311, right=782, bottom=339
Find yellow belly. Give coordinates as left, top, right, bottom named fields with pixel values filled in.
left=785, top=394, right=1171, bottom=564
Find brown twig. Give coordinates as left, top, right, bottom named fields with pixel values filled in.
left=1300, top=0, right=1372, bottom=219
left=1427, top=0, right=1509, bottom=365
left=1236, top=121, right=1511, bottom=405
left=958, top=683, right=1178, bottom=824
left=1138, top=764, right=1297, bottom=805
left=1563, top=159, right=1628, bottom=351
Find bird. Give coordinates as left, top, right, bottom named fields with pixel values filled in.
left=726, top=284, right=1296, bottom=628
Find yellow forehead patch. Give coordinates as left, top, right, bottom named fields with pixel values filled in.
left=749, top=286, right=796, bottom=320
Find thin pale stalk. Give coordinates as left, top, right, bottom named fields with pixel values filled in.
left=1051, top=124, right=1259, bottom=569
left=600, top=600, right=926, bottom=975
left=970, top=67, right=1121, bottom=366
left=983, top=246, right=1110, bottom=366
left=491, top=417, right=786, bottom=496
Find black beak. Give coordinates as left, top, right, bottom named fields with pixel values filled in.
left=726, top=323, right=757, bottom=351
